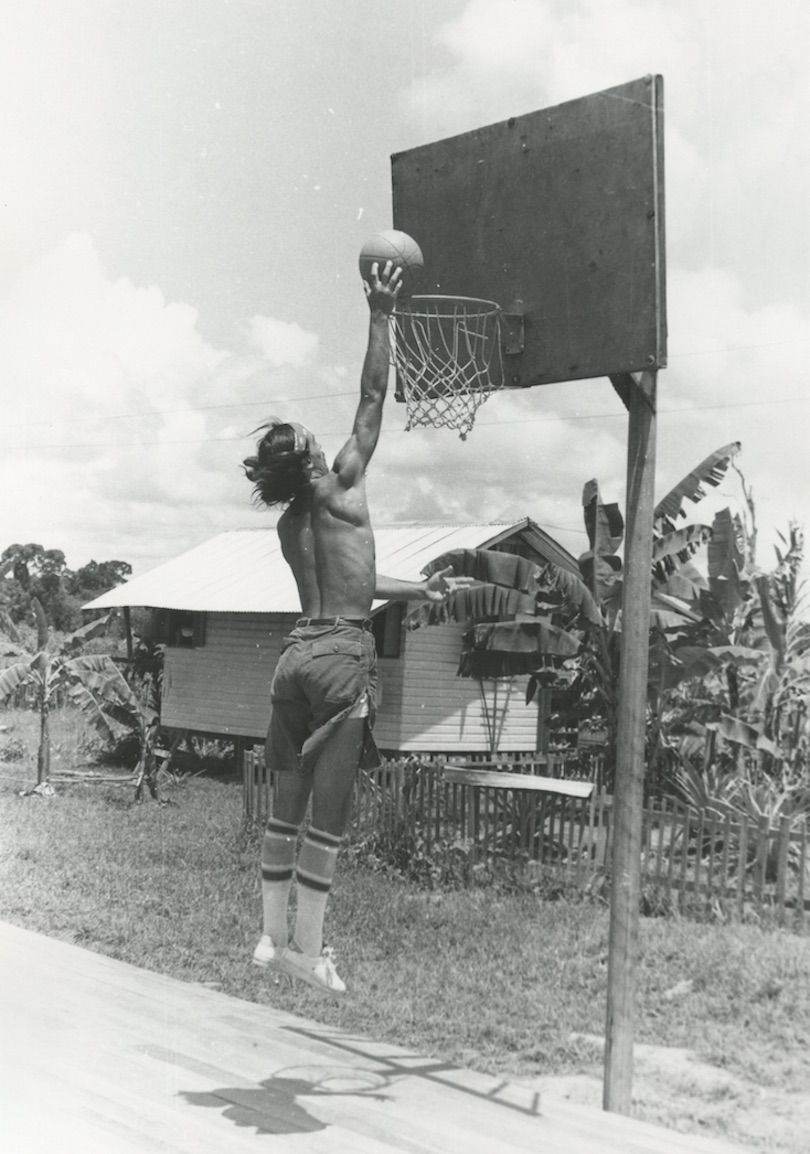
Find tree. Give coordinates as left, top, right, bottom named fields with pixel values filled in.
left=1, top=545, right=132, bottom=631
left=68, top=559, right=132, bottom=602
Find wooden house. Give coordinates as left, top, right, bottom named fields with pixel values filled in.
left=85, top=520, right=579, bottom=761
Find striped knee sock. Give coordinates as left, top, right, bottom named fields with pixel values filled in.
left=293, top=826, right=341, bottom=957
left=260, top=817, right=298, bottom=946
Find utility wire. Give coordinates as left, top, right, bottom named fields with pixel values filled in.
left=1, top=392, right=806, bottom=451
left=4, top=328, right=810, bottom=432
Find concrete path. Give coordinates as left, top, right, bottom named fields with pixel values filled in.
left=0, top=921, right=750, bottom=1153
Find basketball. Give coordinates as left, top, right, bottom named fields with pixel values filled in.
left=358, top=230, right=423, bottom=296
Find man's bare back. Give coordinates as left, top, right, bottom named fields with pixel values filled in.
left=278, top=469, right=376, bottom=619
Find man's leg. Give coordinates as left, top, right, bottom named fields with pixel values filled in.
left=257, top=770, right=311, bottom=951
left=255, top=698, right=311, bottom=958
left=292, top=718, right=364, bottom=959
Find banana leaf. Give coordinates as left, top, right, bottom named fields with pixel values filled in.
left=754, top=574, right=786, bottom=662
left=654, top=442, right=740, bottom=530
left=668, top=643, right=763, bottom=686
left=582, top=479, right=624, bottom=554
left=543, top=565, right=603, bottom=626
left=579, top=479, right=623, bottom=602
left=706, top=714, right=779, bottom=756
left=656, top=564, right=708, bottom=602
left=649, top=592, right=702, bottom=630
left=32, top=597, right=49, bottom=650
left=65, top=678, right=141, bottom=741
left=406, top=583, right=537, bottom=630
left=651, top=525, right=712, bottom=584
left=63, top=613, right=112, bottom=651
left=0, top=659, right=37, bottom=703
left=422, top=549, right=543, bottom=594
left=707, top=508, right=749, bottom=618
left=65, top=654, right=137, bottom=701
left=459, top=651, right=565, bottom=679
left=466, top=620, right=581, bottom=658
left=64, top=682, right=120, bottom=742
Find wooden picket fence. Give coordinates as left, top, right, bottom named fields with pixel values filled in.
left=242, top=751, right=810, bottom=928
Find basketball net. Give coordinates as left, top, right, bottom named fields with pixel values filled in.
left=390, top=296, right=505, bottom=439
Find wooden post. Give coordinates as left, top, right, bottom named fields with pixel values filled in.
left=123, top=605, right=134, bottom=661
left=603, top=370, right=657, bottom=1114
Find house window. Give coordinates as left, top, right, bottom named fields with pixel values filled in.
left=371, top=603, right=403, bottom=658
left=170, top=611, right=205, bottom=648
left=148, top=609, right=206, bottom=648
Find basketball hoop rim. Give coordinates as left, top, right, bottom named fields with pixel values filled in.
left=393, top=294, right=502, bottom=316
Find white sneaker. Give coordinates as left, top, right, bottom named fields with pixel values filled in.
left=252, top=934, right=286, bottom=971
left=280, top=944, right=346, bottom=995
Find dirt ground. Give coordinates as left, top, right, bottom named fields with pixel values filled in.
left=517, top=1036, right=810, bottom=1154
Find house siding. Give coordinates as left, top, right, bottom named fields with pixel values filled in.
left=161, top=613, right=295, bottom=738
left=161, top=612, right=540, bottom=754
left=374, top=621, right=539, bottom=753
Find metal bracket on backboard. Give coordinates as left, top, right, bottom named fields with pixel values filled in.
left=501, top=299, right=525, bottom=355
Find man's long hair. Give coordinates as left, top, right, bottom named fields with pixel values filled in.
left=243, top=421, right=311, bottom=508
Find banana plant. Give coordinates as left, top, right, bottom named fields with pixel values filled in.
left=407, top=443, right=742, bottom=790
left=0, top=598, right=148, bottom=788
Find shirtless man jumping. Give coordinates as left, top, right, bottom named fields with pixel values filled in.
left=243, top=260, right=469, bottom=994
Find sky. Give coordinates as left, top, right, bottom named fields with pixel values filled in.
left=1, top=0, right=808, bottom=584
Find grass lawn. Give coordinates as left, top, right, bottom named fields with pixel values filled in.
left=2, top=709, right=810, bottom=1152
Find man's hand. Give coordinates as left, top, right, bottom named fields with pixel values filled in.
left=363, top=260, right=402, bottom=316
left=424, top=566, right=477, bottom=602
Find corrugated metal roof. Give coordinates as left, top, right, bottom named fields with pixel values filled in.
left=83, top=522, right=539, bottom=614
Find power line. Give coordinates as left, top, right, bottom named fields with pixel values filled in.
left=0, top=392, right=805, bottom=452
left=3, top=390, right=352, bottom=430
left=4, top=329, right=810, bottom=433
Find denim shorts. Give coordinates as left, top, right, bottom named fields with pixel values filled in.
left=266, top=619, right=380, bottom=774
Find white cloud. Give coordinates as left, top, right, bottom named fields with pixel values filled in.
left=0, top=235, right=327, bottom=572
left=245, top=315, right=319, bottom=368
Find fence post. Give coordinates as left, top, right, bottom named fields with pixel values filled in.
left=754, top=814, right=769, bottom=911
left=678, top=807, right=691, bottom=913
left=242, top=747, right=253, bottom=821
left=736, top=816, right=749, bottom=918
left=798, top=822, right=807, bottom=931
left=775, top=816, right=791, bottom=926
left=665, top=799, right=678, bottom=897
left=694, top=808, right=705, bottom=913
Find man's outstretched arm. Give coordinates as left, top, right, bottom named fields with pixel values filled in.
left=375, top=567, right=476, bottom=603
left=332, top=261, right=400, bottom=487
